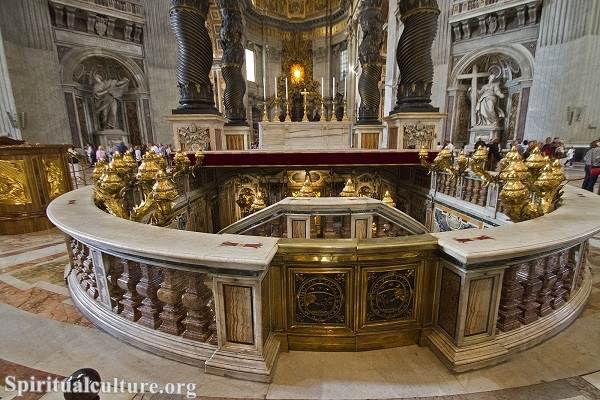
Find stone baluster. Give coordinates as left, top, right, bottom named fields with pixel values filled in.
left=136, top=264, right=163, bottom=329
left=464, top=177, right=474, bottom=203
left=551, top=250, right=569, bottom=309
left=75, top=242, right=86, bottom=284
left=563, top=247, right=577, bottom=299
left=80, top=247, right=94, bottom=291
left=117, top=260, right=142, bottom=321
left=207, top=297, right=218, bottom=345
left=519, top=259, right=543, bottom=324
left=497, top=264, right=524, bottom=332
left=478, top=183, right=488, bottom=206
left=181, top=273, right=214, bottom=341
left=537, top=255, right=558, bottom=317
left=105, top=257, right=124, bottom=313
left=157, top=269, right=186, bottom=335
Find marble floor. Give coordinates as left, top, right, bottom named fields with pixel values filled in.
left=1, top=167, right=600, bottom=400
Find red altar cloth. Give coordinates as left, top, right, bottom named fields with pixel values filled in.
left=189, top=150, right=438, bottom=167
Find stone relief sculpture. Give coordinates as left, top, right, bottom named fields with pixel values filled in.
left=93, top=74, right=129, bottom=130
left=475, top=75, right=505, bottom=127
left=177, top=124, right=211, bottom=152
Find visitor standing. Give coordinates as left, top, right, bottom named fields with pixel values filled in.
left=582, top=141, right=600, bottom=192
left=96, top=145, right=107, bottom=162
left=564, top=147, right=575, bottom=167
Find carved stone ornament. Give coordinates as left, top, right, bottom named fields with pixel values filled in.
left=95, top=16, right=108, bottom=36
left=403, top=123, right=436, bottom=149
left=177, top=124, right=210, bottom=152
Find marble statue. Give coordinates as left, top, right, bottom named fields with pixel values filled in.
left=93, top=74, right=129, bottom=130
left=475, top=75, right=505, bottom=127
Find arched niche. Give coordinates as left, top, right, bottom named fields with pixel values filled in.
left=445, top=44, right=534, bottom=148
left=60, top=48, right=152, bottom=148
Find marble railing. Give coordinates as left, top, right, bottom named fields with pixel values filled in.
left=219, top=197, right=429, bottom=239
left=450, top=0, right=532, bottom=17
left=432, top=172, right=498, bottom=214
left=47, top=183, right=600, bottom=381
left=72, top=0, right=142, bottom=16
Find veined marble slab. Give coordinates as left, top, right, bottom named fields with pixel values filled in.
left=47, top=187, right=278, bottom=274
left=259, top=121, right=352, bottom=150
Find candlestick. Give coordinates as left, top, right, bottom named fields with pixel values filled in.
left=274, top=76, right=278, bottom=99
left=321, top=77, right=324, bottom=98
left=333, top=77, right=336, bottom=96
left=285, top=77, right=289, bottom=100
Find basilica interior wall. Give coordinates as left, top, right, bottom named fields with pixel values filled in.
left=0, top=0, right=71, bottom=145
left=525, top=0, right=600, bottom=147
left=143, top=0, right=179, bottom=146
left=0, top=26, right=19, bottom=139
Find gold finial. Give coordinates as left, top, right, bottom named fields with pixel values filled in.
left=122, top=151, right=137, bottom=177
left=525, top=146, right=546, bottom=179
left=250, top=191, right=267, bottom=213
left=92, top=159, right=107, bottom=184
left=499, top=169, right=530, bottom=222
left=340, top=178, right=356, bottom=197
left=152, top=169, right=178, bottom=203
left=136, top=151, right=161, bottom=188
left=99, top=163, right=125, bottom=195
left=110, top=151, right=128, bottom=177
left=298, top=174, right=315, bottom=197
left=382, top=190, right=395, bottom=207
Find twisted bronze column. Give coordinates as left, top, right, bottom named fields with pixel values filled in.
left=357, top=0, right=384, bottom=125
left=169, top=0, right=218, bottom=114
left=392, top=0, right=440, bottom=114
left=218, top=0, right=247, bottom=126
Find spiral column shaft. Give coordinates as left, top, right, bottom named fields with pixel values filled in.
left=169, top=0, right=218, bottom=114
left=218, top=0, right=247, bottom=126
left=357, top=0, right=384, bottom=125
left=392, top=0, right=440, bottom=114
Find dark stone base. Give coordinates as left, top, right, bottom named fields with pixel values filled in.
left=356, top=118, right=382, bottom=125
left=172, top=105, right=221, bottom=115
left=391, top=103, right=439, bottom=114
left=225, top=120, right=248, bottom=127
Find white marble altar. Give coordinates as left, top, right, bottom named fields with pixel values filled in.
left=258, top=121, right=352, bottom=150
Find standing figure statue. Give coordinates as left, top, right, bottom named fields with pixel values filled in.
left=93, top=74, right=129, bottom=130
left=475, top=75, right=505, bottom=127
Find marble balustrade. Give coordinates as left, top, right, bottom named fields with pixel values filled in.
left=48, top=181, right=600, bottom=381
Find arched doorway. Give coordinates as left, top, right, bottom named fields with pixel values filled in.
left=445, top=44, right=534, bottom=148
left=61, top=49, right=152, bottom=148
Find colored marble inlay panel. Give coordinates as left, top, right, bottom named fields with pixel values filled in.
left=438, top=267, right=461, bottom=339
left=464, top=277, right=494, bottom=336
left=223, top=284, right=254, bottom=345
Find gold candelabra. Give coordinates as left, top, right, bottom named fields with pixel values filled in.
left=419, top=145, right=566, bottom=222
left=93, top=149, right=200, bottom=227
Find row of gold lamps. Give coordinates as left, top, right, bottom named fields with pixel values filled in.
left=418, top=145, right=566, bottom=222
left=92, top=149, right=204, bottom=227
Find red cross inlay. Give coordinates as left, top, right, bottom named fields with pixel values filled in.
left=454, top=235, right=493, bottom=244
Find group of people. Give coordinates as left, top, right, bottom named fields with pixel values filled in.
left=85, top=142, right=174, bottom=166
